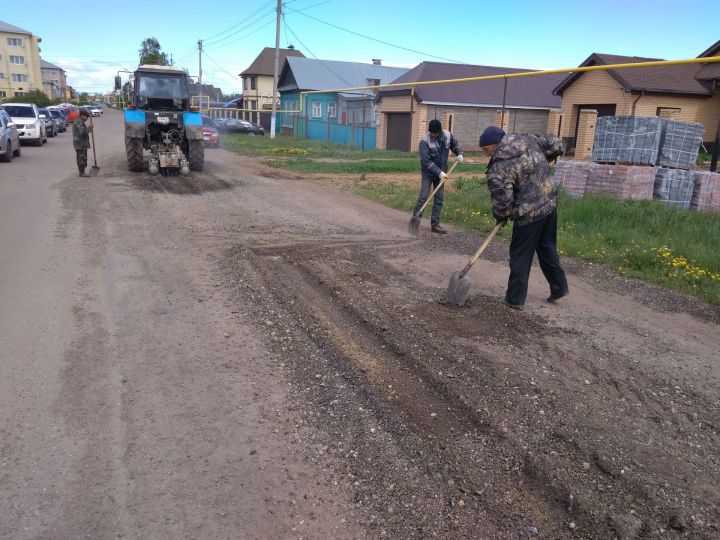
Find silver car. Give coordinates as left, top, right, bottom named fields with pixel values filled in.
left=0, top=109, right=22, bottom=162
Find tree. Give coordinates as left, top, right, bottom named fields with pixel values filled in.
left=139, top=37, right=169, bottom=66
left=5, top=89, right=50, bottom=107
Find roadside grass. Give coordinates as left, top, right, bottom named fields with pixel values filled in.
left=357, top=178, right=720, bottom=304
left=221, top=132, right=410, bottom=159
left=263, top=158, right=488, bottom=175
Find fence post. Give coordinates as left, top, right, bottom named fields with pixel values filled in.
left=575, top=109, right=598, bottom=160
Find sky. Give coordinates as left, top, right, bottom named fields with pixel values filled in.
left=3, top=0, right=720, bottom=96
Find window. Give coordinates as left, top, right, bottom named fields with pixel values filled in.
left=311, top=101, right=322, bottom=117
left=250, top=76, right=256, bottom=90
left=0, top=73, right=4, bottom=79
left=7, top=38, right=24, bottom=47
left=328, top=102, right=337, bottom=118
left=0, top=91, right=6, bottom=98
left=10, top=55, right=25, bottom=65
left=14, top=91, right=26, bottom=97
left=12, top=74, right=28, bottom=82
left=656, top=107, right=682, bottom=118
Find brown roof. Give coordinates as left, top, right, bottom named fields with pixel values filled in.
left=240, top=47, right=305, bottom=77
left=377, top=62, right=563, bottom=109
left=553, top=52, right=715, bottom=96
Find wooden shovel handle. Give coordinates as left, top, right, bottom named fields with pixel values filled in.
left=414, top=160, right=460, bottom=216
left=459, top=221, right=504, bottom=278
left=89, top=116, right=97, bottom=166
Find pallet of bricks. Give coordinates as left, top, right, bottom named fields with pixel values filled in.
left=554, top=115, right=720, bottom=211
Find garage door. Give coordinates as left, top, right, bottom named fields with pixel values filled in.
left=386, top=113, right=411, bottom=152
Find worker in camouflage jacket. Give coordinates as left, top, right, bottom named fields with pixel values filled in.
left=479, top=126, right=569, bottom=309
left=414, top=119, right=463, bottom=234
left=72, top=109, right=93, bottom=177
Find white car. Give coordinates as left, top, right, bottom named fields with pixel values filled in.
left=0, top=103, right=47, bottom=146
left=88, top=105, right=102, bottom=117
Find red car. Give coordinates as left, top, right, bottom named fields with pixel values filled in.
left=202, top=116, right=219, bottom=148
left=65, top=106, right=80, bottom=123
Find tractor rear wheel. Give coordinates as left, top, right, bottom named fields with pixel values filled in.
left=188, top=139, right=204, bottom=172
left=125, top=137, right=144, bottom=172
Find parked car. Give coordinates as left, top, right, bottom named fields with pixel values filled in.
left=48, top=108, right=68, bottom=132
left=84, top=105, right=102, bottom=117
left=219, top=117, right=264, bottom=136
left=0, top=109, right=21, bottom=162
left=38, top=108, right=58, bottom=138
left=0, top=103, right=47, bottom=146
left=202, top=116, right=220, bottom=148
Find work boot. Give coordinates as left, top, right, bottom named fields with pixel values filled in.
left=431, top=225, right=447, bottom=234
left=501, top=298, right=524, bottom=311
left=78, top=167, right=86, bottom=177
left=547, top=290, right=569, bottom=303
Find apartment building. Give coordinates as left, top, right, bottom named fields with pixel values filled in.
left=41, top=59, right=67, bottom=100
left=0, top=20, right=43, bottom=100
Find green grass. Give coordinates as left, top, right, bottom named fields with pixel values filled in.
left=263, top=158, right=488, bottom=175
left=357, top=178, right=720, bottom=304
left=220, top=133, right=410, bottom=159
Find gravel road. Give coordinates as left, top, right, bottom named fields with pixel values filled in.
left=1, top=109, right=718, bottom=539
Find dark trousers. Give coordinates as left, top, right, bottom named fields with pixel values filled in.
left=413, top=176, right=444, bottom=227
left=75, top=148, right=88, bottom=170
left=506, top=210, right=568, bottom=306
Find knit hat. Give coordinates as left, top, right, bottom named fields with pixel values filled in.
left=428, top=119, right=442, bottom=133
left=479, top=126, right=505, bottom=147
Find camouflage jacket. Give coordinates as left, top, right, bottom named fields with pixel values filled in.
left=419, top=130, right=462, bottom=181
left=72, top=118, right=91, bottom=149
left=486, top=134, right=564, bottom=226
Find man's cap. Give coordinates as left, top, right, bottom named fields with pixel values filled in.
left=479, top=126, right=505, bottom=147
left=79, top=109, right=90, bottom=116
left=428, top=119, right=442, bottom=133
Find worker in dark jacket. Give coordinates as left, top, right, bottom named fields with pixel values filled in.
left=479, top=126, right=568, bottom=309
left=72, top=109, right=92, bottom=177
left=413, top=119, right=463, bottom=234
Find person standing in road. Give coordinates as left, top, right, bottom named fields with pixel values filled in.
left=73, top=109, right=93, bottom=177
left=414, top=119, right=463, bottom=234
left=479, top=126, right=569, bottom=310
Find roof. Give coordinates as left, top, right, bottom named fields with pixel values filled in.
left=376, top=62, right=563, bottom=109
left=241, top=47, right=305, bottom=77
left=553, top=53, right=715, bottom=96
left=0, top=20, right=32, bottom=35
left=41, top=59, right=64, bottom=71
left=278, top=57, right=409, bottom=93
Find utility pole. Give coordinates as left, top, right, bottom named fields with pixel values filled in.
left=270, top=0, right=282, bottom=139
left=198, top=40, right=203, bottom=112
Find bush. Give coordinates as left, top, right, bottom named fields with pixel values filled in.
left=4, top=89, right=50, bottom=107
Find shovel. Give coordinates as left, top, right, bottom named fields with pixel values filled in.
left=89, top=117, right=100, bottom=177
left=446, top=220, right=505, bottom=306
left=408, top=160, right=459, bottom=235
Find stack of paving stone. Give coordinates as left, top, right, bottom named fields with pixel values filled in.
left=658, top=120, right=705, bottom=170
left=553, top=160, right=591, bottom=197
left=654, top=168, right=696, bottom=209
left=691, top=171, right=720, bottom=212
left=553, top=161, right=655, bottom=200
left=592, top=116, right=663, bottom=165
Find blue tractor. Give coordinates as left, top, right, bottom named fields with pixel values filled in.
left=115, top=65, right=204, bottom=175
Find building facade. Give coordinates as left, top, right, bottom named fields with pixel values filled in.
left=240, top=47, right=305, bottom=125
left=0, top=21, right=42, bottom=100
left=41, top=59, right=67, bottom=100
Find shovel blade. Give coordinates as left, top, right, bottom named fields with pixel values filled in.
left=446, top=271, right=471, bottom=306
left=89, top=166, right=100, bottom=177
left=408, top=214, right=421, bottom=235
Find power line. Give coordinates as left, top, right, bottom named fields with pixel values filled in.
left=203, top=51, right=243, bottom=82
left=284, top=7, right=463, bottom=64
left=204, top=6, right=276, bottom=47
left=202, top=0, right=275, bottom=43
left=204, top=17, right=277, bottom=50
left=282, top=16, right=353, bottom=88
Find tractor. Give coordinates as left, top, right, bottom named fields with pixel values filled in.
left=115, top=65, right=203, bottom=176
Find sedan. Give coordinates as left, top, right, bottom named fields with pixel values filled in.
left=202, top=116, right=220, bottom=148
left=48, top=108, right=68, bottom=132
left=0, top=109, right=22, bottom=162
left=0, top=103, right=47, bottom=146
left=220, top=118, right=264, bottom=136
left=38, top=108, right=58, bottom=138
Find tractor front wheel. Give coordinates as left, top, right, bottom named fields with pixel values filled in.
left=125, top=137, right=144, bottom=172
left=188, top=139, right=204, bottom=172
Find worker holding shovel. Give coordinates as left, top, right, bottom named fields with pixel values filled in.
left=72, top=109, right=93, bottom=177
left=412, top=119, right=463, bottom=234
left=479, top=126, right=569, bottom=310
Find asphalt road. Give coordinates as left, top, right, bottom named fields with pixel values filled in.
left=2, top=109, right=719, bottom=539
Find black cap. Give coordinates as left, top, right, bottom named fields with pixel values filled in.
left=428, top=119, right=442, bottom=133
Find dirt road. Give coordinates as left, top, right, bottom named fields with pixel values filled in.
left=1, top=110, right=719, bottom=539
